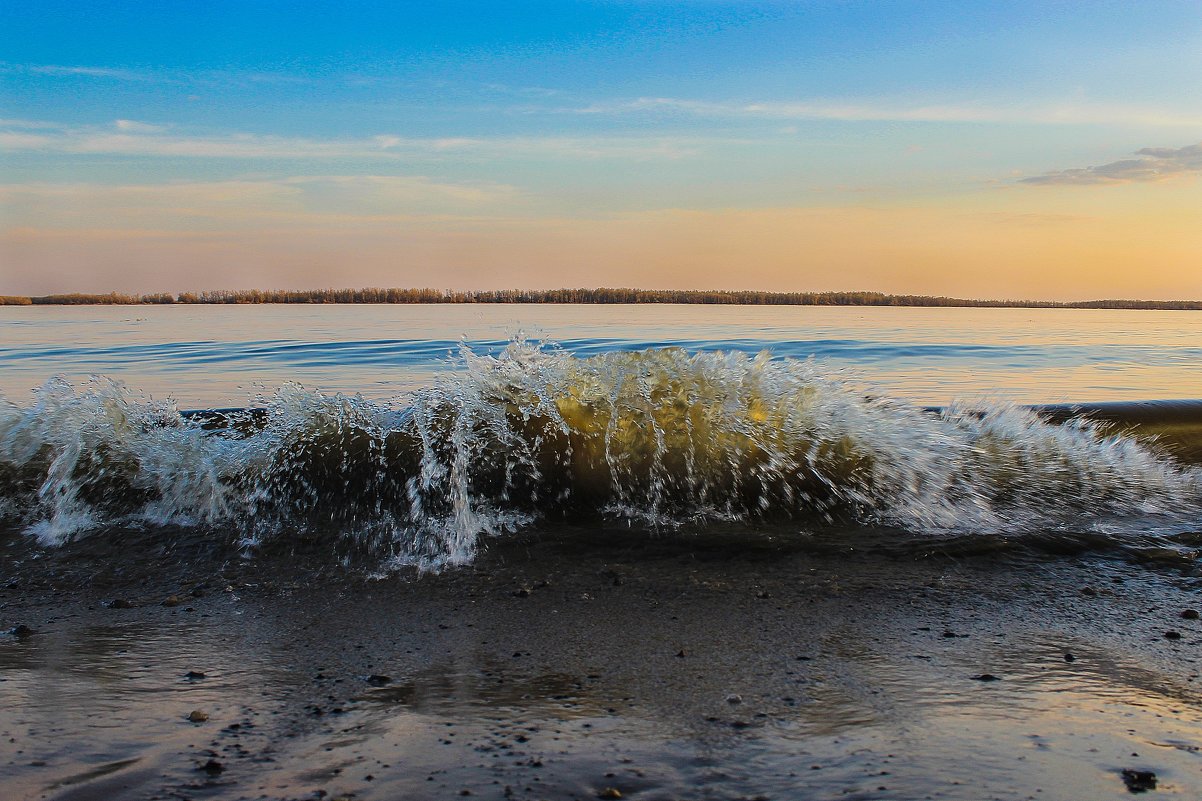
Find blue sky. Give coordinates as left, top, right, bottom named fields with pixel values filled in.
left=2, top=1, right=1201, bottom=298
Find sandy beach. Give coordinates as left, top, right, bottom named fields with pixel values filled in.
left=4, top=523, right=1201, bottom=801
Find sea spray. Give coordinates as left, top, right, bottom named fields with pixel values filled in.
left=0, top=342, right=1198, bottom=567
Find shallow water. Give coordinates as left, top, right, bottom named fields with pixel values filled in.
left=3, top=530, right=1202, bottom=801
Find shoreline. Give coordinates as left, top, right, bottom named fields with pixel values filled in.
left=3, top=525, right=1202, bottom=800
left=4, top=289, right=1201, bottom=310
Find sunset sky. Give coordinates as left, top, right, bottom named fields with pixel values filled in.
left=2, top=1, right=1201, bottom=300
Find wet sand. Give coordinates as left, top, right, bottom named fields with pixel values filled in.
left=3, top=525, right=1202, bottom=800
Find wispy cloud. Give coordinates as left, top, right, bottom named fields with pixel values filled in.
left=0, top=132, right=53, bottom=149
left=0, top=120, right=699, bottom=162
left=113, top=119, right=167, bottom=134
left=1021, top=142, right=1202, bottom=185
left=0, top=117, right=64, bottom=130
left=570, top=97, right=1202, bottom=128
left=0, top=176, right=521, bottom=222
left=22, top=64, right=157, bottom=81
left=5, top=63, right=278, bottom=87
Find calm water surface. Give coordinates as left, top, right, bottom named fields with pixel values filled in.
left=2, top=304, right=1200, bottom=407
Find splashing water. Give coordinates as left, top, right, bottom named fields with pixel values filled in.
left=0, top=342, right=1198, bottom=568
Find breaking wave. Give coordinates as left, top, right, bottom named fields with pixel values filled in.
left=1, top=342, right=1199, bottom=568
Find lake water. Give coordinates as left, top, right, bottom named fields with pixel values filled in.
left=2, top=304, right=1200, bottom=407
left=1, top=303, right=1200, bottom=563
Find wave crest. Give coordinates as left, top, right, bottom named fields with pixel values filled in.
left=1, top=342, right=1198, bottom=567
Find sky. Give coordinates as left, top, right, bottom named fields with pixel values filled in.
left=1, top=1, right=1201, bottom=300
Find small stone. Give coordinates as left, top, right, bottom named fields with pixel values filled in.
left=198, top=758, right=224, bottom=775
left=971, top=674, right=1001, bottom=682
left=513, top=587, right=531, bottom=598
left=9, top=624, right=35, bottom=638
left=162, top=596, right=182, bottom=607
left=185, top=671, right=206, bottom=680
left=1081, top=586, right=1097, bottom=596
left=726, top=693, right=742, bottom=704
left=1064, top=652, right=1076, bottom=662
left=1120, top=769, right=1156, bottom=793
left=366, top=674, right=392, bottom=686
left=107, top=599, right=135, bottom=609
left=676, top=649, right=687, bottom=658
left=598, top=788, right=622, bottom=799
left=755, top=590, right=772, bottom=599
left=1165, top=630, right=1183, bottom=640
left=187, top=710, right=209, bottom=723
left=1182, top=609, right=1200, bottom=620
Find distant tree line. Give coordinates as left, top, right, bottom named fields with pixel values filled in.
left=2, top=288, right=1200, bottom=310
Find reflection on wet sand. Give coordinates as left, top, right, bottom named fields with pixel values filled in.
left=4, top=528, right=1201, bottom=799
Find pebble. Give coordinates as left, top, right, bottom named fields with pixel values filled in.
left=1165, top=630, right=1183, bottom=640
left=162, top=596, right=182, bottom=607
left=598, top=789, right=622, bottom=799
left=1121, top=769, right=1156, bottom=793
left=366, top=674, right=392, bottom=686
left=971, top=674, right=1001, bottom=682
left=107, top=599, right=135, bottom=609
left=199, top=758, right=224, bottom=775
left=9, top=624, right=35, bottom=638
left=187, top=710, right=209, bottom=723
left=1063, top=652, right=1076, bottom=662
left=726, top=694, right=743, bottom=704
left=1182, top=609, right=1200, bottom=620
left=185, top=671, right=207, bottom=680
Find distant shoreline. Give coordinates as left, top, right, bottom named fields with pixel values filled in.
left=2, top=288, right=1200, bottom=310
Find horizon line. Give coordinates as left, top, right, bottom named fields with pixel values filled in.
left=2, top=287, right=1201, bottom=311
